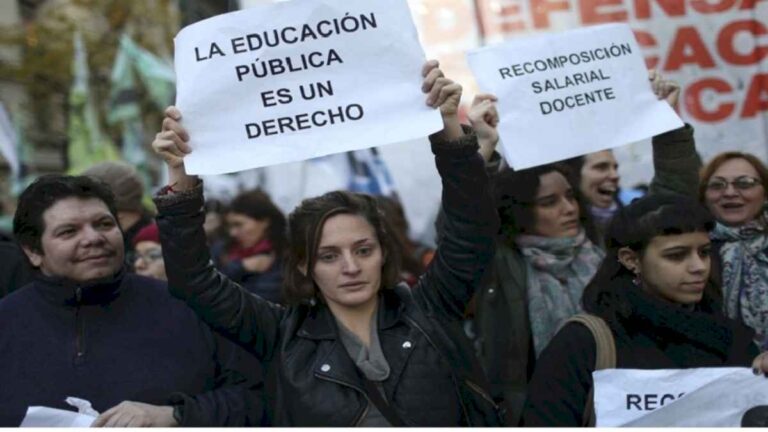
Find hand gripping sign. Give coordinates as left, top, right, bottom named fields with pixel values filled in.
left=173, top=0, right=442, bottom=175
left=593, top=367, right=768, bottom=427
left=466, top=23, right=683, bottom=170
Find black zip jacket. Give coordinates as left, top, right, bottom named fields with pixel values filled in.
left=154, top=130, right=504, bottom=426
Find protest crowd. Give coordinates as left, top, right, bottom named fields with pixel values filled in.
left=1, top=1, right=768, bottom=428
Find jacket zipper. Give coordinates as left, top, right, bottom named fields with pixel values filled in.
left=75, top=287, right=85, bottom=362
left=314, top=373, right=369, bottom=426
left=404, top=316, right=473, bottom=425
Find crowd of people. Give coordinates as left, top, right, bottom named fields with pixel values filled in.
left=0, top=58, right=767, bottom=426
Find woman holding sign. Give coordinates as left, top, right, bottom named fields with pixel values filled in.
left=700, top=153, right=768, bottom=350
left=149, top=61, right=504, bottom=426
left=471, top=71, right=697, bottom=425
left=522, top=193, right=764, bottom=426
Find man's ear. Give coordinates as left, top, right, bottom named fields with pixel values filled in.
left=21, top=246, right=43, bottom=269
left=617, top=247, right=639, bottom=274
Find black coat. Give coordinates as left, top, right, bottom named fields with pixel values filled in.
left=0, top=232, right=31, bottom=299
left=154, top=134, right=504, bottom=426
left=0, top=271, right=264, bottom=426
left=523, top=283, right=758, bottom=426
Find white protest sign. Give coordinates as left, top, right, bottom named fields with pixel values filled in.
left=173, top=0, right=443, bottom=175
left=593, top=367, right=768, bottom=427
left=466, top=23, right=683, bottom=170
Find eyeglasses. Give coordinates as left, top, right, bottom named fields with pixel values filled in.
left=706, top=176, right=762, bottom=193
left=131, top=249, right=163, bottom=263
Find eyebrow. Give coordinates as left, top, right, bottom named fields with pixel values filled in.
left=317, top=238, right=374, bottom=251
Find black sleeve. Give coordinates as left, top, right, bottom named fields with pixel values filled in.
left=154, top=184, right=285, bottom=360
left=649, top=123, right=701, bottom=198
left=170, top=333, right=266, bottom=426
left=413, top=126, right=501, bottom=320
left=522, top=323, right=597, bottom=427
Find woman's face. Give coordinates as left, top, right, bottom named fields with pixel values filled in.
left=133, top=241, right=166, bottom=281
left=227, top=212, right=270, bottom=248
left=580, top=150, right=620, bottom=209
left=308, top=213, right=384, bottom=312
left=628, top=232, right=711, bottom=305
left=704, top=158, right=766, bottom=226
left=531, top=171, right=581, bottom=238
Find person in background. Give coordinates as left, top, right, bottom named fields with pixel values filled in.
left=0, top=174, right=263, bottom=427
left=374, top=196, right=433, bottom=286
left=700, top=152, right=768, bottom=348
left=559, top=70, right=701, bottom=245
left=204, top=199, right=229, bottom=245
left=0, top=229, right=31, bottom=299
left=132, top=223, right=166, bottom=281
left=473, top=71, right=699, bottom=425
left=150, top=60, right=504, bottom=426
left=82, top=161, right=153, bottom=257
left=213, top=189, right=286, bottom=304
left=523, top=193, right=764, bottom=426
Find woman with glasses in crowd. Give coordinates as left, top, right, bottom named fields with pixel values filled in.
left=700, top=153, right=768, bottom=348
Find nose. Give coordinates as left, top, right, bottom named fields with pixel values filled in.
left=562, top=197, right=578, bottom=215
left=81, top=225, right=106, bottom=246
left=689, top=253, right=709, bottom=274
left=341, top=252, right=361, bottom=275
left=608, top=166, right=619, bottom=181
left=722, top=183, right=739, bottom=197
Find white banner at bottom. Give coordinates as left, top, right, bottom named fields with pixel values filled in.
left=594, top=367, right=768, bottom=427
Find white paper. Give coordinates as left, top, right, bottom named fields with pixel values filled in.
left=173, top=0, right=442, bottom=175
left=466, top=23, right=683, bottom=170
left=593, top=367, right=768, bottom=427
left=20, top=407, right=95, bottom=427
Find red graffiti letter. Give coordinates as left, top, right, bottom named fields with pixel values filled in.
left=665, top=26, right=717, bottom=71
left=741, top=74, right=768, bottom=118
left=691, top=0, right=737, bottom=13
left=531, top=0, right=572, bottom=28
left=634, top=30, right=660, bottom=69
left=634, top=0, right=685, bottom=19
left=685, top=78, right=735, bottom=122
left=579, top=0, right=628, bottom=24
left=717, top=20, right=768, bottom=66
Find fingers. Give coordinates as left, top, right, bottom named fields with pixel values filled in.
left=92, top=405, right=120, bottom=427
left=162, top=116, right=190, bottom=141
left=421, top=59, right=439, bottom=79
left=469, top=99, right=499, bottom=127
left=752, top=352, right=768, bottom=376
left=471, top=93, right=498, bottom=107
left=164, top=105, right=182, bottom=121
left=433, top=81, right=461, bottom=108
left=422, top=67, right=445, bottom=99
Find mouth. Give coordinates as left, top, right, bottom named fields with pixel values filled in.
left=339, top=281, right=367, bottom=289
left=78, top=252, right=114, bottom=263
left=719, top=202, right=744, bottom=211
left=596, top=184, right=617, bottom=199
left=562, top=219, right=580, bottom=228
left=681, top=281, right=706, bottom=291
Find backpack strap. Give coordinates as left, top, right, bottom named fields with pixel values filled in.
left=565, top=313, right=616, bottom=427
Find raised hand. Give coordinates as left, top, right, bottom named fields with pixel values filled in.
left=468, top=94, right=500, bottom=162
left=422, top=59, right=463, bottom=141
left=648, top=69, right=680, bottom=110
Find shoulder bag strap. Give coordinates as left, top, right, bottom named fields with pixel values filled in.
left=361, top=377, right=406, bottom=427
left=565, top=313, right=616, bottom=427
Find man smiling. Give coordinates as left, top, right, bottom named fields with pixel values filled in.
left=0, top=175, right=262, bottom=426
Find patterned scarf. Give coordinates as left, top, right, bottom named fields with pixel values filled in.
left=711, top=217, right=768, bottom=348
left=515, top=230, right=605, bottom=356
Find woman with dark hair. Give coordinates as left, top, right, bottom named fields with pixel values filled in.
left=700, top=152, right=768, bottom=348
left=522, top=193, right=765, bottom=426
left=558, top=70, right=701, bottom=245
left=214, top=189, right=287, bottom=303
left=149, top=60, right=504, bottom=426
left=471, top=72, right=700, bottom=425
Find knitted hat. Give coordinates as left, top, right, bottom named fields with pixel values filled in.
left=82, top=161, right=144, bottom=212
left=132, top=223, right=160, bottom=246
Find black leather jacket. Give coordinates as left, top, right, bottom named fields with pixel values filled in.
left=154, top=131, right=503, bottom=426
